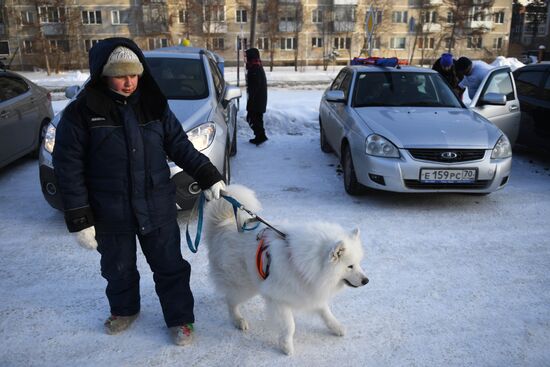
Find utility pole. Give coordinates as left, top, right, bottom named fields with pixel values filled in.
left=250, top=0, right=257, bottom=48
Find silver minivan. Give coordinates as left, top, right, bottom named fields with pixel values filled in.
left=39, top=46, right=241, bottom=209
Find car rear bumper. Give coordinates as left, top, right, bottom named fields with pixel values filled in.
left=353, top=148, right=512, bottom=193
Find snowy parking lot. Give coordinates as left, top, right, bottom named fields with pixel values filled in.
left=1, top=73, right=550, bottom=366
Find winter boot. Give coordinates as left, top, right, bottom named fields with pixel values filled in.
left=104, top=313, right=139, bottom=335
left=249, top=135, right=268, bottom=146
left=170, top=323, right=194, bottom=346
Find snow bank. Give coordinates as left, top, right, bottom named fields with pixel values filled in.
left=490, top=56, right=525, bottom=71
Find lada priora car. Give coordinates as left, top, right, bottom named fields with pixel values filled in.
left=39, top=46, right=241, bottom=209
left=319, top=64, right=518, bottom=195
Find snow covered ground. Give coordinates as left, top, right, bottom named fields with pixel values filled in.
left=1, top=67, right=549, bottom=366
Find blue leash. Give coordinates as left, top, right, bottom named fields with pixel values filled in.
left=185, top=193, right=266, bottom=253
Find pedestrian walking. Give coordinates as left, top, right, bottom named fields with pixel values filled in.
left=245, top=48, right=268, bottom=145
left=52, top=37, right=225, bottom=346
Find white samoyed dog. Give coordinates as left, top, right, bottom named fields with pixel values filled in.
left=203, top=184, right=369, bottom=355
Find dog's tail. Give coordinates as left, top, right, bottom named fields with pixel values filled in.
left=205, top=184, right=262, bottom=230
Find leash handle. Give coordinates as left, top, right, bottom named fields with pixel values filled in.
left=185, top=192, right=205, bottom=253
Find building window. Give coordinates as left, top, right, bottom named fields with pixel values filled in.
left=423, top=11, right=437, bottom=23
left=23, top=40, right=33, bottom=53
left=312, top=9, right=323, bottom=23
left=467, top=36, right=482, bottom=49
left=236, top=9, right=247, bottom=23
left=418, top=37, right=435, bottom=49
left=82, top=10, right=102, bottom=25
left=493, top=11, right=504, bottom=24
left=49, top=39, right=69, bottom=52
left=257, top=37, right=269, bottom=50
left=237, top=37, right=248, bottom=50
left=280, top=37, right=296, bottom=50
left=392, top=11, right=408, bottom=23
left=84, top=39, right=100, bottom=52
left=20, top=11, right=34, bottom=25
left=148, top=38, right=168, bottom=50
left=312, top=37, right=323, bottom=48
left=178, top=9, right=188, bottom=24
left=444, top=37, right=455, bottom=49
left=38, top=6, right=65, bottom=23
left=205, top=5, right=225, bottom=22
left=0, top=41, right=9, bottom=55
left=493, top=37, right=503, bottom=49
left=374, top=11, right=383, bottom=24
left=469, top=6, right=488, bottom=22
left=333, top=37, right=351, bottom=50
left=446, top=11, right=454, bottom=23
left=390, top=37, right=406, bottom=49
left=334, top=7, right=355, bottom=22
left=212, top=37, right=224, bottom=50
left=370, top=37, right=380, bottom=49
left=111, top=10, right=129, bottom=25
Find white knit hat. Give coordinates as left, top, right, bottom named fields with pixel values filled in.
left=101, top=46, right=144, bottom=77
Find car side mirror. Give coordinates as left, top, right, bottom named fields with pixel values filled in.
left=65, top=85, right=81, bottom=99
left=480, top=92, right=506, bottom=106
left=326, top=90, right=346, bottom=103
left=222, top=85, right=242, bottom=108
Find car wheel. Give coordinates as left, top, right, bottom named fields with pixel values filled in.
left=32, top=119, right=50, bottom=158
left=320, top=119, right=333, bottom=153
left=230, top=120, right=237, bottom=157
left=342, top=144, right=364, bottom=196
left=223, top=144, right=231, bottom=185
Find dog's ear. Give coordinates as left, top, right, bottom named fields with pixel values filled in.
left=330, top=241, right=345, bottom=263
left=351, top=228, right=360, bottom=239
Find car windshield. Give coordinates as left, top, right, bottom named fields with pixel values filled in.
left=353, top=71, right=462, bottom=108
left=146, top=57, right=208, bottom=100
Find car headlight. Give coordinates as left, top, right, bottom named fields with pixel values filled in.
left=44, top=123, right=56, bottom=154
left=491, top=135, right=512, bottom=159
left=187, top=122, right=216, bottom=151
left=365, top=134, right=400, bottom=158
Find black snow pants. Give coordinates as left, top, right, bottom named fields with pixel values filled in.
left=247, top=112, right=266, bottom=139
left=96, top=220, right=194, bottom=327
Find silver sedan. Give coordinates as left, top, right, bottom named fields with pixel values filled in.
left=319, top=65, right=514, bottom=195
left=39, top=46, right=241, bottom=209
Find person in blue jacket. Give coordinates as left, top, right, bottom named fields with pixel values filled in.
left=52, top=38, right=225, bottom=346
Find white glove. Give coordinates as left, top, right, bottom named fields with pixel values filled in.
left=203, top=180, right=226, bottom=201
left=75, top=226, right=98, bottom=250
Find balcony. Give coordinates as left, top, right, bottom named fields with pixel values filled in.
left=423, top=23, right=441, bottom=33
left=429, top=0, right=443, bottom=5
left=41, top=24, right=64, bottom=36
left=333, top=21, right=356, bottom=32
left=333, top=0, right=358, bottom=5
left=203, top=22, right=227, bottom=34
left=279, top=21, right=299, bottom=32
left=467, top=20, right=493, bottom=31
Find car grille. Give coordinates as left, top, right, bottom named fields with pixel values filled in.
left=408, top=149, right=486, bottom=163
left=404, top=180, right=491, bottom=190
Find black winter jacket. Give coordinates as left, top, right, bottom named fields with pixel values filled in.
left=245, top=65, right=267, bottom=114
left=53, top=38, right=222, bottom=234
left=432, top=57, right=464, bottom=97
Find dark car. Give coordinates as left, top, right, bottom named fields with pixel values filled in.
left=0, top=69, right=54, bottom=169
left=513, top=63, right=550, bottom=154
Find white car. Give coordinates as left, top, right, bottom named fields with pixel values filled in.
left=319, top=64, right=518, bottom=195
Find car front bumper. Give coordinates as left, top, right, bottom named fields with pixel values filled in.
left=353, top=148, right=512, bottom=193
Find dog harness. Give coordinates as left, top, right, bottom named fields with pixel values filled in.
left=255, top=229, right=271, bottom=280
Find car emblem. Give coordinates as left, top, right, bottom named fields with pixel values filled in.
left=441, top=151, right=458, bottom=159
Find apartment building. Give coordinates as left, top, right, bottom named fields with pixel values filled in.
left=0, top=0, right=514, bottom=70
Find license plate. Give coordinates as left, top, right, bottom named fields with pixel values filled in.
left=420, top=168, right=477, bottom=183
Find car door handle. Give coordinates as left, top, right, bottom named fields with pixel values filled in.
left=0, top=111, right=9, bottom=119
left=509, top=105, right=519, bottom=112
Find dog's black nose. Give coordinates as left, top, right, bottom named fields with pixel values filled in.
left=362, top=278, right=369, bottom=285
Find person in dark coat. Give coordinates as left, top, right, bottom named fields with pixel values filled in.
left=245, top=48, right=268, bottom=145
left=432, top=53, right=464, bottom=98
left=52, top=37, right=225, bottom=346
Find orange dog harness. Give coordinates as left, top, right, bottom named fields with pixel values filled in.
left=255, top=230, right=271, bottom=280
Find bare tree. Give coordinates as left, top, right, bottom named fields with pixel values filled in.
left=263, top=0, right=279, bottom=71
left=525, top=0, right=547, bottom=47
